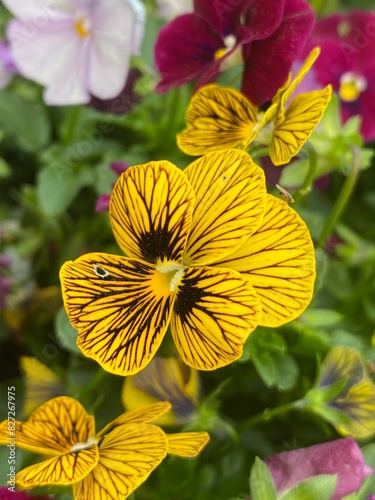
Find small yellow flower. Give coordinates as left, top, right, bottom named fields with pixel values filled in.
left=20, top=356, right=66, bottom=417
left=0, top=396, right=209, bottom=499
left=307, top=346, right=375, bottom=439
left=177, top=48, right=332, bottom=165
left=122, top=356, right=200, bottom=425
left=60, top=149, right=315, bottom=376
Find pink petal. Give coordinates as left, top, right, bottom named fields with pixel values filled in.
left=7, top=18, right=90, bottom=104
left=1, top=0, right=63, bottom=19
left=265, top=437, right=372, bottom=500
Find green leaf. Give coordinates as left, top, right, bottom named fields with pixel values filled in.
left=280, top=474, right=337, bottom=500
left=274, top=355, right=299, bottom=391
left=54, top=306, right=82, bottom=356
left=301, top=309, right=343, bottom=327
left=244, top=328, right=287, bottom=387
left=249, top=457, right=277, bottom=500
left=0, top=156, right=11, bottom=178
left=37, top=162, right=94, bottom=216
left=0, top=90, right=50, bottom=151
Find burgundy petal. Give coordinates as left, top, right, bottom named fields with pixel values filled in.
left=155, top=13, right=223, bottom=93
left=265, top=437, right=373, bottom=500
left=241, top=0, right=315, bottom=105
left=194, top=0, right=253, bottom=37
left=245, top=0, right=285, bottom=40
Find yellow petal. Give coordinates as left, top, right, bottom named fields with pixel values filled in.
left=270, top=86, right=332, bottom=165
left=334, top=379, right=375, bottom=439
left=183, top=149, right=267, bottom=265
left=166, top=432, right=210, bottom=457
left=122, top=358, right=199, bottom=425
left=171, top=266, right=261, bottom=370
left=20, top=356, right=65, bottom=417
left=16, top=447, right=99, bottom=487
left=320, top=346, right=366, bottom=389
left=60, top=253, right=175, bottom=375
left=74, top=423, right=167, bottom=500
left=279, top=47, right=321, bottom=108
left=177, top=84, right=259, bottom=155
left=215, top=194, right=315, bottom=327
left=97, top=402, right=172, bottom=439
left=0, top=396, right=95, bottom=456
left=110, top=161, right=194, bottom=264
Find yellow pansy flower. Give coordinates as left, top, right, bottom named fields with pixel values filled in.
left=177, top=48, right=332, bottom=165
left=306, top=346, right=375, bottom=439
left=0, top=396, right=209, bottom=498
left=122, top=356, right=200, bottom=425
left=20, top=356, right=66, bottom=417
left=60, top=149, right=315, bottom=376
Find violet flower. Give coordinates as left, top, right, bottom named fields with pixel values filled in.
left=3, top=0, right=145, bottom=105
left=154, top=0, right=314, bottom=106
left=95, top=161, right=129, bottom=212
left=305, top=11, right=375, bottom=142
left=0, top=41, right=17, bottom=89
left=264, top=438, right=373, bottom=500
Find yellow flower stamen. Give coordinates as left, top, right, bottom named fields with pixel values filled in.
left=339, top=72, right=367, bottom=102
left=214, top=34, right=236, bottom=60
left=155, top=262, right=184, bottom=292
left=75, top=18, right=90, bottom=38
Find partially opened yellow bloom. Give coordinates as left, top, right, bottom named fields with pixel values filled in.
left=20, top=356, right=66, bottom=416
left=122, top=356, right=200, bottom=425
left=177, top=48, right=332, bottom=165
left=60, top=149, right=315, bottom=376
left=0, top=396, right=209, bottom=499
left=314, top=346, right=375, bottom=439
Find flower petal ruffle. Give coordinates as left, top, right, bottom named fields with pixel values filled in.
left=183, top=149, right=266, bottom=265
left=171, top=265, right=261, bottom=370
left=215, top=194, right=315, bottom=327
left=110, top=160, right=194, bottom=264
left=60, top=253, right=175, bottom=375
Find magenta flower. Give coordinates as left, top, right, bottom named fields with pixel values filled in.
left=305, top=11, right=375, bottom=142
left=0, top=487, right=52, bottom=500
left=3, top=0, right=145, bottom=105
left=154, top=0, right=314, bottom=106
left=95, top=161, right=129, bottom=212
left=264, top=438, right=373, bottom=500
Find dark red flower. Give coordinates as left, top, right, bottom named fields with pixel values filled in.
left=154, top=0, right=314, bottom=106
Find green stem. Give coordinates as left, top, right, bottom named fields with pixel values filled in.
left=292, top=143, right=318, bottom=203
left=63, top=105, right=82, bottom=145
left=74, top=367, right=108, bottom=400
left=318, top=145, right=361, bottom=248
left=238, top=400, right=304, bottom=431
